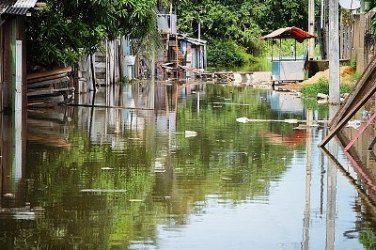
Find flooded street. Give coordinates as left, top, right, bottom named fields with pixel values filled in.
left=0, top=82, right=375, bottom=249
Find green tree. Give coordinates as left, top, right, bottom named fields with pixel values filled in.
left=26, top=0, right=157, bottom=70
left=177, top=0, right=308, bottom=67
left=258, top=0, right=308, bottom=33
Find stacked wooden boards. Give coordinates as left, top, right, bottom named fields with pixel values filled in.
left=27, top=67, right=74, bottom=108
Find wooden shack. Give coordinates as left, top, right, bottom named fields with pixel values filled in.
left=0, top=0, right=38, bottom=112
left=157, top=10, right=207, bottom=81
left=181, top=35, right=207, bottom=78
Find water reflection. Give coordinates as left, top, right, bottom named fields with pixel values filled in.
left=2, top=111, right=31, bottom=210
left=0, top=82, right=375, bottom=249
left=321, top=139, right=376, bottom=249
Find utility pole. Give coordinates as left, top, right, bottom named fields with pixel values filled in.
left=308, top=0, right=315, bottom=60
left=329, top=0, right=340, bottom=104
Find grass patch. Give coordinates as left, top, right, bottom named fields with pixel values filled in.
left=348, top=71, right=362, bottom=82
left=301, top=78, right=353, bottom=98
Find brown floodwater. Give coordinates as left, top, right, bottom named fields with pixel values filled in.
left=0, top=81, right=375, bottom=249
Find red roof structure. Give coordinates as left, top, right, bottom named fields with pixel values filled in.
left=261, top=26, right=315, bottom=43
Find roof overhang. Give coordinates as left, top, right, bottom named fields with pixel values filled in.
left=4, top=0, right=38, bottom=15
left=176, top=33, right=207, bottom=46
left=261, top=26, right=315, bottom=43
left=0, top=0, right=17, bottom=15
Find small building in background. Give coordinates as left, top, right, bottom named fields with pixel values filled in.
left=179, top=35, right=207, bottom=78
left=157, top=13, right=207, bottom=81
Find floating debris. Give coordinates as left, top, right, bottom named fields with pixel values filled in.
left=346, top=120, right=361, bottom=129
left=154, top=165, right=166, bottom=173
left=284, top=119, right=299, bottom=124
left=294, top=123, right=320, bottom=130
left=236, top=117, right=250, bottom=123
left=185, top=131, right=198, bottom=138
left=80, top=189, right=127, bottom=193
left=101, top=167, right=113, bottom=170
left=154, top=169, right=166, bottom=173
left=154, top=159, right=166, bottom=173
left=237, top=117, right=299, bottom=124
left=362, top=110, right=370, bottom=120
left=317, top=93, right=329, bottom=100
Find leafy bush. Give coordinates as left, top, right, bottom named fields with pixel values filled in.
left=26, top=0, right=158, bottom=70
left=207, top=40, right=253, bottom=67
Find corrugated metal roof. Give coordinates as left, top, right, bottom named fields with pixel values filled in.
left=0, top=0, right=16, bottom=15
left=5, top=0, right=38, bottom=15
left=177, top=34, right=207, bottom=46
left=185, top=37, right=207, bottom=46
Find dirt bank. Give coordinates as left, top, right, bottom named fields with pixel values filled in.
left=277, top=66, right=356, bottom=92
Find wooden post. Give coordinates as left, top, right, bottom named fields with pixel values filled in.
left=3, top=18, right=13, bottom=112
left=0, top=23, right=3, bottom=112
left=198, top=21, right=201, bottom=41
left=90, top=53, right=97, bottom=98
left=119, top=37, right=125, bottom=80
left=320, top=0, right=328, bottom=59
left=329, top=0, right=340, bottom=104
left=325, top=139, right=338, bottom=250
left=151, top=49, right=155, bottom=80
left=308, top=0, right=315, bottom=60
left=175, top=35, right=179, bottom=79
left=15, top=40, right=22, bottom=111
left=303, top=110, right=313, bottom=250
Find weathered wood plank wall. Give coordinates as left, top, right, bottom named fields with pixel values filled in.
left=76, top=39, right=123, bottom=94
left=352, top=9, right=376, bottom=73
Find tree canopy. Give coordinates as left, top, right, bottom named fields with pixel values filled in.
left=177, top=0, right=308, bottom=66
left=26, top=0, right=158, bottom=69
left=178, top=0, right=308, bottom=43
left=26, top=0, right=308, bottom=69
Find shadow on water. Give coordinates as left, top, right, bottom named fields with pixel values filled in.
left=1, top=82, right=376, bottom=249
